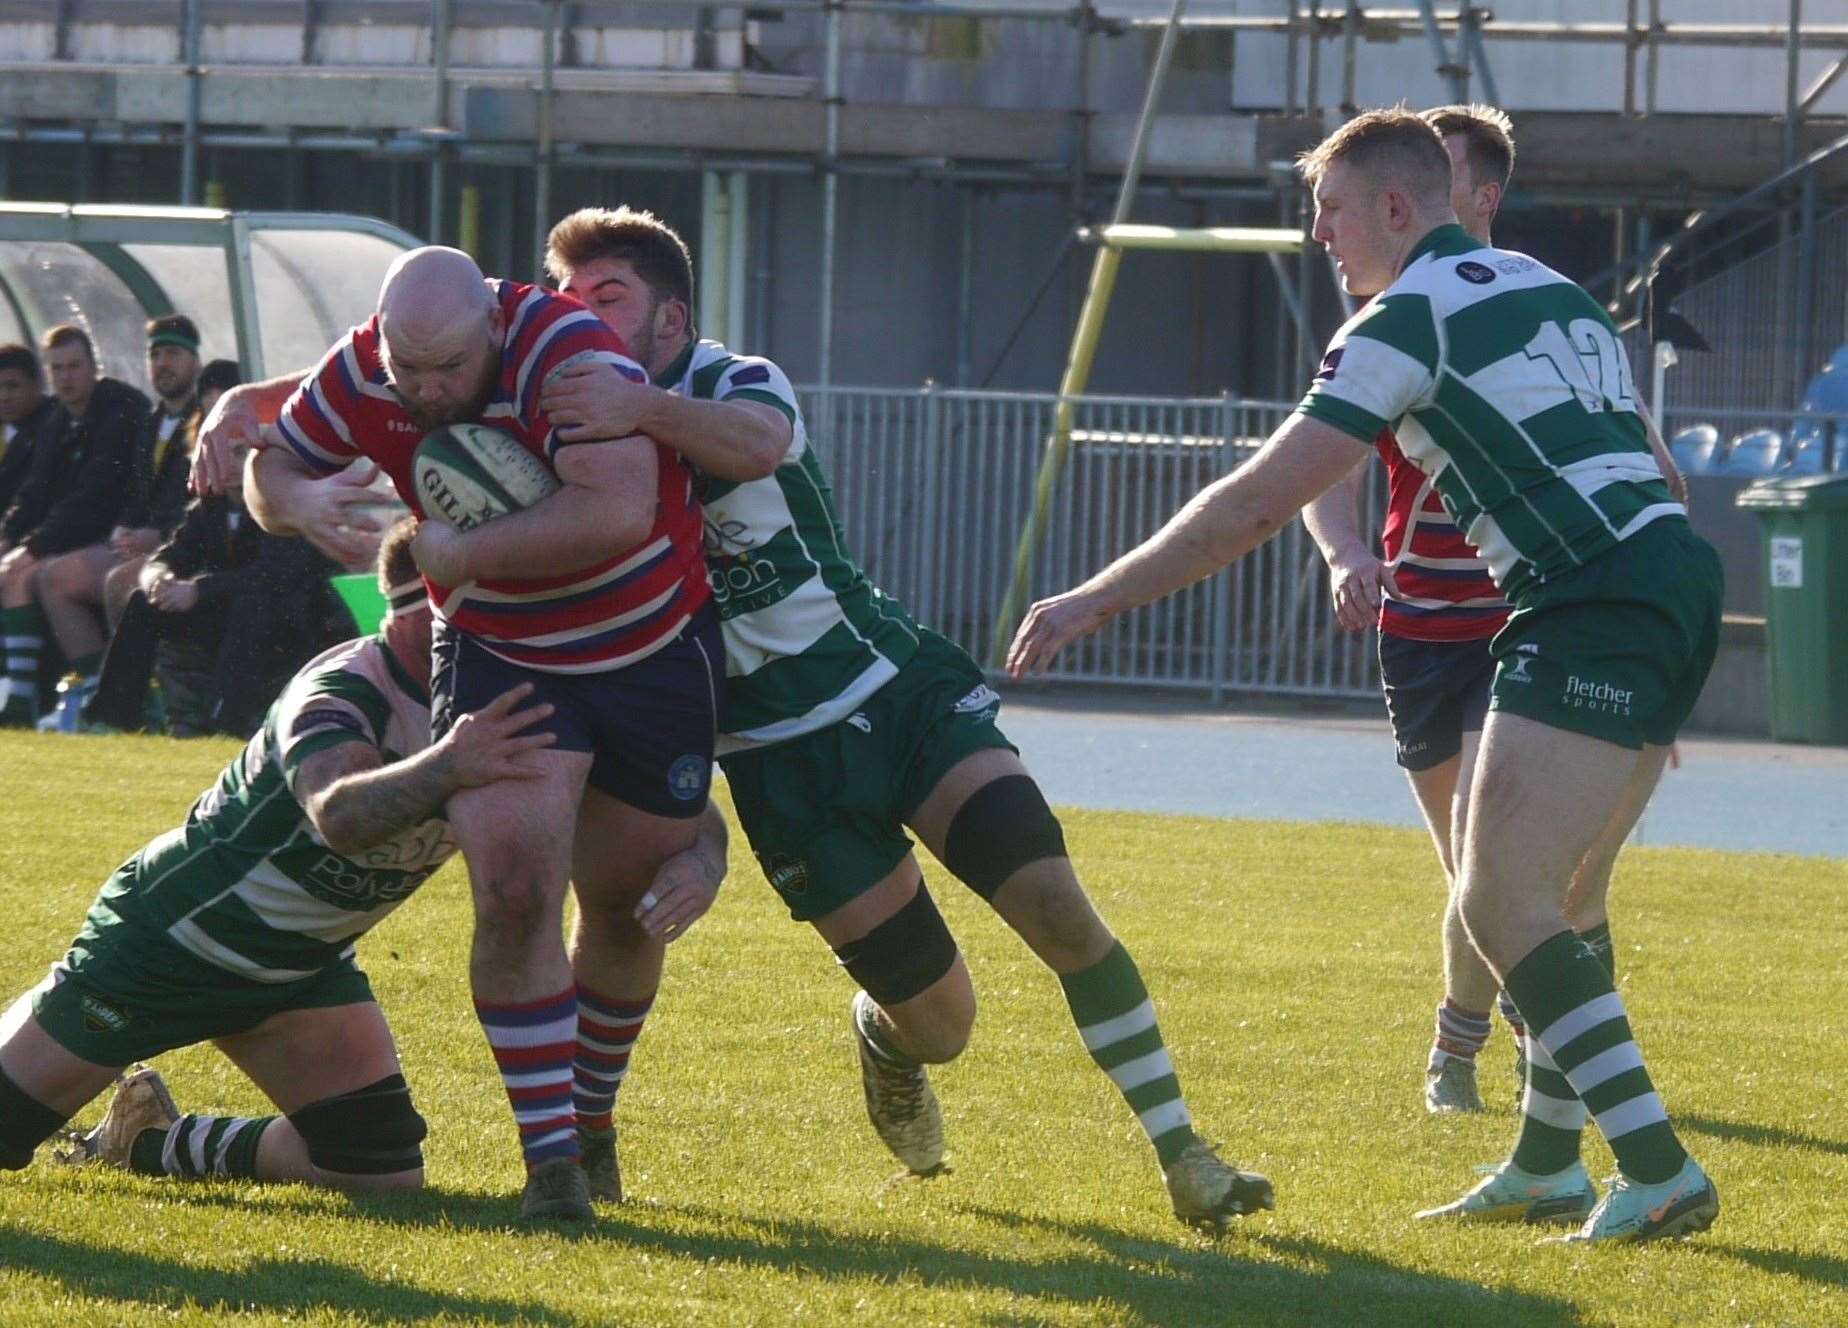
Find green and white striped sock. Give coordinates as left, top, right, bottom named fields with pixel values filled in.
left=131, top=1114, right=273, bottom=1180
left=1060, top=941, right=1196, bottom=1167
left=1511, top=922, right=1617, bottom=1175
left=1504, top=930, right=1685, bottom=1185
left=2, top=603, right=44, bottom=704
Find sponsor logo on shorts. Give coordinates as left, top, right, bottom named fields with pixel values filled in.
left=1456, top=261, right=1497, bottom=285
left=388, top=419, right=418, bottom=433
left=80, top=994, right=129, bottom=1035
left=1564, top=675, right=1633, bottom=717
left=846, top=712, right=873, bottom=734
left=951, top=683, right=1001, bottom=719
left=764, top=852, right=809, bottom=896
left=1400, top=740, right=1429, bottom=758
left=1502, top=643, right=1540, bottom=684
left=668, top=754, right=708, bottom=802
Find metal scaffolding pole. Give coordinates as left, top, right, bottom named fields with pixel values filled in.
left=430, top=0, right=453, bottom=245
left=817, top=0, right=843, bottom=388
left=532, top=1, right=559, bottom=280
left=179, top=0, right=203, bottom=205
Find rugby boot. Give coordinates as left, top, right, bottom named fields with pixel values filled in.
left=518, top=1155, right=595, bottom=1224
left=1416, top=1159, right=1596, bottom=1225
left=578, top=1125, right=623, bottom=1203
left=60, top=1066, right=179, bottom=1168
left=851, top=989, right=946, bottom=1177
left=1425, top=1057, right=1485, bottom=1114
left=1163, top=1138, right=1274, bottom=1231
left=1557, top=1157, right=1719, bottom=1245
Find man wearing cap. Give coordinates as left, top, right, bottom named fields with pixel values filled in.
left=0, top=518, right=730, bottom=1194
left=29, top=315, right=204, bottom=725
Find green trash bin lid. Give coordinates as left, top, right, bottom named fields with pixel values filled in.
left=330, top=572, right=388, bottom=635
left=1736, top=473, right=1848, bottom=511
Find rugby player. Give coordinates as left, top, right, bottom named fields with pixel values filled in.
left=1301, top=105, right=1684, bottom=1114
left=0, top=521, right=723, bottom=1191
left=537, top=206, right=1272, bottom=1231
left=190, top=247, right=719, bottom=1222
left=1010, top=108, right=1721, bottom=1244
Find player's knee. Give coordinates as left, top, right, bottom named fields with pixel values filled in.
left=833, top=881, right=963, bottom=1049
left=470, top=852, right=558, bottom=933
left=287, top=1073, right=427, bottom=1188
left=892, top=986, right=975, bottom=1065
left=940, top=774, right=1068, bottom=901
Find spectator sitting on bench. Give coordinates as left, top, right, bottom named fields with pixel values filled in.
left=0, top=326, right=148, bottom=726
left=33, top=318, right=208, bottom=727
left=83, top=438, right=349, bottom=738
left=0, top=343, right=58, bottom=517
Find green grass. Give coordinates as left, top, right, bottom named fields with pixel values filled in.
left=0, top=730, right=1842, bottom=1327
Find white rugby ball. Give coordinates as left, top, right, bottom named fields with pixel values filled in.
left=412, top=422, right=560, bottom=531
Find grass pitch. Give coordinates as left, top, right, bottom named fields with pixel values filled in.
left=0, top=730, right=1842, bottom=1327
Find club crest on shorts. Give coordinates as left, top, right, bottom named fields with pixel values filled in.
left=80, top=994, right=130, bottom=1034
left=667, top=754, right=708, bottom=802
left=764, top=852, right=810, bottom=896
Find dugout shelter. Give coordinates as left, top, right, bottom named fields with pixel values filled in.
left=0, top=204, right=419, bottom=395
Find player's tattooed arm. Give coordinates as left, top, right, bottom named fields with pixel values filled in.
left=296, top=683, right=557, bottom=853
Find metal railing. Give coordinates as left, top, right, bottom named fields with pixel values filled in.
left=797, top=385, right=1383, bottom=701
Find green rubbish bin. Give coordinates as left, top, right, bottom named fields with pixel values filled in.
left=1735, top=474, right=1848, bottom=743
left=330, top=573, right=389, bottom=636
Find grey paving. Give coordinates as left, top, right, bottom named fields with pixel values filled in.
left=996, top=692, right=1848, bottom=859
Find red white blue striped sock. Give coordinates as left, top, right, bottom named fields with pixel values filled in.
left=573, top=985, right=652, bottom=1133
left=1429, top=997, right=1493, bottom=1071
left=476, top=988, right=581, bottom=1169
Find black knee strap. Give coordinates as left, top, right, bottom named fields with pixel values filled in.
left=833, top=881, right=959, bottom=1006
left=0, top=1062, right=69, bottom=1171
left=288, top=1073, right=427, bottom=1176
left=941, top=774, right=1067, bottom=900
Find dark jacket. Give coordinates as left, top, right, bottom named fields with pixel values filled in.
left=0, top=396, right=59, bottom=519
left=152, top=493, right=340, bottom=620
left=119, top=398, right=199, bottom=536
left=0, top=377, right=149, bottom=555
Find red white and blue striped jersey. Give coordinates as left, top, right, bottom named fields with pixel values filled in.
left=275, top=280, right=709, bottom=674
left=1375, top=427, right=1510, bottom=642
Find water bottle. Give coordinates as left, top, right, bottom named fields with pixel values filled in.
left=54, top=673, right=86, bottom=733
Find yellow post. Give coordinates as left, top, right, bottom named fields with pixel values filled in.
left=204, top=179, right=227, bottom=209
left=459, top=184, right=482, bottom=259
left=987, top=242, right=1122, bottom=668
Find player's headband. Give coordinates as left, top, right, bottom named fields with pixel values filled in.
left=386, top=579, right=428, bottom=615
left=147, top=330, right=201, bottom=354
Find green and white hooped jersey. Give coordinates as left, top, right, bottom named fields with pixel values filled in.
left=659, top=339, right=920, bottom=750
left=98, top=637, right=456, bottom=984
left=1298, top=225, right=1681, bottom=603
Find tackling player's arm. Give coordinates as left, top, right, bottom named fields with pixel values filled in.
left=294, top=682, right=556, bottom=855
left=543, top=365, right=792, bottom=481
left=1007, top=415, right=1369, bottom=676
left=634, top=803, right=731, bottom=941
left=1301, top=457, right=1395, bottom=634
left=410, top=436, right=658, bottom=584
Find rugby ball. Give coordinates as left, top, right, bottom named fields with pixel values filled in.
left=412, top=422, right=559, bottom=531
